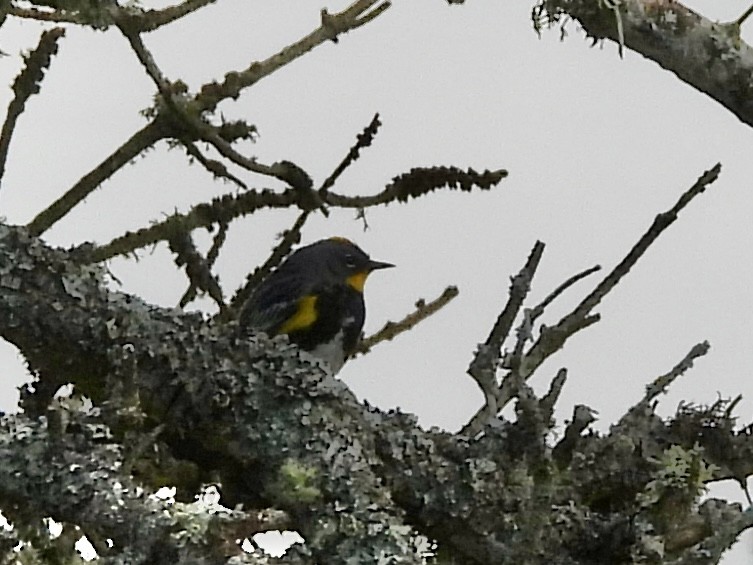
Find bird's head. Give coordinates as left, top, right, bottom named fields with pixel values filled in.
left=296, top=237, right=394, bottom=292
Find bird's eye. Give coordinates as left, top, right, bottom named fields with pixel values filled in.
left=344, top=254, right=357, bottom=268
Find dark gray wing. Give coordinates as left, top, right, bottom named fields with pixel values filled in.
left=239, top=271, right=308, bottom=335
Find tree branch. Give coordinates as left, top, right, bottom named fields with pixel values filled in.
left=0, top=27, right=65, bottom=192
left=224, top=210, right=310, bottom=318
left=81, top=187, right=302, bottom=263
left=179, top=220, right=229, bottom=308
left=2, top=223, right=753, bottom=563
left=354, top=284, right=459, bottom=356
left=194, top=0, right=392, bottom=112
left=319, top=112, right=382, bottom=196
left=464, top=242, right=545, bottom=431
left=26, top=120, right=167, bottom=237
left=536, top=0, right=753, bottom=128
left=518, top=164, right=721, bottom=380
left=324, top=166, right=508, bottom=207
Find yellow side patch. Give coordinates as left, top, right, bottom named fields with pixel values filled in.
left=278, top=295, right=318, bottom=334
left=346, top=271, right=368, bottom=293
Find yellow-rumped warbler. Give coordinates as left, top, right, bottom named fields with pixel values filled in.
left=240, top=237, right=393, bottom=373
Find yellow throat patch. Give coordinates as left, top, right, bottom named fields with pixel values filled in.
left=346, top=270, right=369, bottom=292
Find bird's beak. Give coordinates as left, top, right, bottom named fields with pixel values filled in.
left=367, top=259, right=395, bottom=271
left=347, top=259, right=394, bottom=292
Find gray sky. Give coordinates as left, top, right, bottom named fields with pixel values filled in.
left=1, top=0, right=752, bottom=561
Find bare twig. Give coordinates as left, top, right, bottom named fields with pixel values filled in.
left=505, top=263, right=601, bottom=371
left=194, top=0, right=391, bottom=112
left=642, top=342, right=711, bottom=404
left=518, top=164, right=722, bottom=381
left=117, top=18, right=173, bottom=96
left=528, top=264, right=601, bottom=324
left=200, top=129, right=315, bottom=192
left=552, top=404, right=598, bottom=467
left=8, top=5, right=91, bottom=25
left=126, top=23, right=297, bottom=193
left=117, top=25, right=249, bottom=192
left=614, top=343, right=712, bottom=444
left=477, top=242, right=545, bottom=365
left=462, top=317, right=599, bottom=438
left=25, top=15, right=179, bottom=238
left=319, top=113, right=382, bottom=196
left=27, top=120, right=167, bottom=236
left=736, top=3, right=753, bottom=27
left=29, top=0, right=374, bottom=235
left=539, top=368, right=568, bottom=423
left=325, top=166, right=508, bottom=208
left=354, top=285, right=459, bottom=355
left=168, top=229, right=225, bottom=313
left=82, top=187, right=301, bottom=263
left=8, top=0, right=216, bottom=32
left=138, top=0, right=219, bottom=33
left=180, top=141, right=247, bottom=189
left=179, top=220, right=229, bottom=308
left=223, top=211, right=310, bottom=319
left=463, top=242, right=544, bottom=430
left=0, top=27, right=65, bottom=191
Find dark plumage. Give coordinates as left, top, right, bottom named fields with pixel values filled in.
left=240, top=238, right=393, bottom=373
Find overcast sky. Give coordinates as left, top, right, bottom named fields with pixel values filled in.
left=1, top=0, right=752, bottom=561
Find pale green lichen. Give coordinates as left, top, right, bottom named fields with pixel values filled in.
left=266, top=460, right=322, bottom=506
left=638, top=443, right=718, bottom=511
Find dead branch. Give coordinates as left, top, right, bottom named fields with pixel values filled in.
left=0, top=27, right=65, bottom=191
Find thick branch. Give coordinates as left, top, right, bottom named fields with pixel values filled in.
left=0, top=410, right=309, bottom=564
left=538, top=0, right=753, bottom=127
left=1, top=223, right=753, bottom=563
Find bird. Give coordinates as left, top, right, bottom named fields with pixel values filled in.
left=240, top=237, right=394, bottom=373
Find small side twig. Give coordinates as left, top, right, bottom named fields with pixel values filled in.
left=168, top=230, right=225, bottom=313
left=643, top=341, right=711, bottom=404
left=201, top=129, right=316, bottom=193
left=539, top=368, right=568, bottom=423
left=27, top=120, right=167, bottom=237
left=324, top=166, right=508, bottom=208
left=194, top=0, right=392, bottom=112
left=735, top=2, right=753, bottom=27
left=463, top=242, right=545, bottom=432
left=117, top=17, right=173, bottom=96
left=517, top=164, right=722, bottom=381
left=0, top=27, right=65, bottom=191
left=8, top=5, right=101, bottom=26
left=319, top=112, right=381, bottom=197
left=506, top=263, right=601, bottom=371
left=180, top=140, right=247, bottom=189
left=614, top=342, right=712, bottom=443
left=138, top=0, right=219, bottom=33
left=528, top=264, right=601, bottom=324
left=179, top=221, right=229, bottom=308
left=353, top=285, right=459, bottom=356
left=552, top=404, right=598, bottom=468
left=223, top=211, right=310, bottom=320
left=82, top=186, right=301, bottom=263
